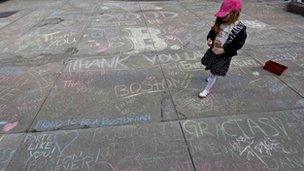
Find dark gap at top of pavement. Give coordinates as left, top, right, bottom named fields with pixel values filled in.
left=0, top=11, right=18, bottom=18
left=37, top=17, right=64, bottom=27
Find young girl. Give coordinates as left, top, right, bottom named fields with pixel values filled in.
left=199, top=0, right=247, bottom=98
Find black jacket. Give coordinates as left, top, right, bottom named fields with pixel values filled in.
left=201, top=22, right=247, bottom=76
left=207, top=23, right=247, bottom=57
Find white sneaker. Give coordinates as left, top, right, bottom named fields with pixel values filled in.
left=198, top=90, right=210, bottom=98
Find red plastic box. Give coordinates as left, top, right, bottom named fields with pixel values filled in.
left=263, top=60, right=288, bottom=76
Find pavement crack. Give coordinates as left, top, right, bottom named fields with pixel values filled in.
left=160, top=97, right=165, bottom=121
left=178, top=112, right=187, bottom=120
left=178, top=122, right=196, bottom=171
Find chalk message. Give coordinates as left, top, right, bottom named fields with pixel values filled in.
left=8, top=122, right=191, bottom=170
left=182, top=110, right=304, bottom=170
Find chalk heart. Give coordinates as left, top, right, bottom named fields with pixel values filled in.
left=54, top=130, right=79, bottom=154
left=3, top=122, right=18, bottom=132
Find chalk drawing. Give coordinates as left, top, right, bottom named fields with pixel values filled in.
left=0, top=121, right=18, bottom=132
left=242, top=20, right=267, bottom=29
left=124, top=27, right=167, bottom=53
left=54, top=130, right=79, bottom=154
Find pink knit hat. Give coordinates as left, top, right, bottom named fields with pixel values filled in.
left=215, top=0, right=243, bottom=18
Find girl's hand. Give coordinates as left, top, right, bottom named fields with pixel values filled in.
left=212, top=47, right=225, bottom=55
left=214, top=40, right=222, bottom=48
left=207, top=39, right=213, bottom=47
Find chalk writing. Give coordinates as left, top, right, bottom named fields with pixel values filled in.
left=97, top=13, right=141, bottom=22
left=174, top=90, right=214, bottom=114
left=17, top=97, right=43, bottom=112
left=42, top=31, right=77, bottom=48
left=169, top=161, right=193, bottom=171
left=22, top=132, right=104, bottom=170
left=230, top=59, right=260, bottom=68
left=124, top=27, right=167, bottom=53
left=24, top=133, right=55, bottom=162
left=68, top=56, right=130, bottom=72
left=54, top=130, right=79, bottom=154
left=143, top=11, right=178, bottom=25
left=183, top=117, right=291, bottom=140
left=35, top=113, right=151, bottom=130
left=242, top=20, right=267, bottom=29
left=196, top=160, right=263, bottom=171
left=144, top=51, right=203, bottom=65
left=114, top=75, right=191, bottom=98
left=114, top=76, right=165, bottom=98
left=0, top=75, right=26, bottom=88
left=0, top=104, right=6, bottom=113
left=55, top=151, right=102, bottom=170
left=114, top=97, right=146, bottom=115
left=183, top=112, right=304, bottom=170
left=4, top=29, right=80, bottom=54
left=92, top=20, right=139, bottom=27
left=61, top=79, right=93, bottom=93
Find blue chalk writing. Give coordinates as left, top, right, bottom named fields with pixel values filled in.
left=35, top=113, right=151, bottom=130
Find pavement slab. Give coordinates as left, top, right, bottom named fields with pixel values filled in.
left=2, top=27, right=85, bottom=57
left=0, top=60, right=65, bottom=133
left=0, top=9, right=54, bottom=49
left=246, top=27, right=304, bottom=46
left=164, top=65, right=304, bottom=118
left=8, top=121, right=192, bottom=171
left=246, top=43, right=304, bottom=97
left=0, top=133, right=24, bottom=171
left=31, top=54, right=178, bottom=132
left=280, top=25, right=304, bottom=41
left=181, top=109, right=304, bottom=171
left=243, top=2, right=304, bottom=27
